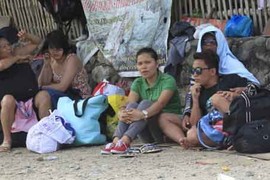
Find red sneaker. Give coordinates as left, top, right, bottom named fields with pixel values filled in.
left=111, top=140, right=129, bottom=154
left=101, top=143, right=115, bottom=155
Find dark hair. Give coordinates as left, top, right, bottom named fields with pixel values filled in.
left=193, top=50, right=219, bottom=73
left=202, top=32, right=216, bottom=39
left=43, top=30, right=70, bottom=54
left=136, top=47, right=158, bottom=61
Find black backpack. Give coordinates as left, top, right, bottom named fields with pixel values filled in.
left=233, top=119, right=270, bottom=153
left=223, top=88, right=270, bottom=153
left=223, top=88, right=270, bottom=135
left=38, top=0, right=84, bottom=34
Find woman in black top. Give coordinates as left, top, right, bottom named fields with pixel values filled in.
left=0, top=30, right=51, bottom=152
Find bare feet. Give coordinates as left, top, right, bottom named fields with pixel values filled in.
left=0, top=142, right=11, bottom=152
left=179, top=138, right=190, bottom=149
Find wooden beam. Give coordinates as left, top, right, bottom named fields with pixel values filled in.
left=217, top=0, right=222, bottom=20
left=228, top=0, right=233, bottom=17
left=200, top=0, right=205, bottom=19
left=222, top=0, right=228, bottom=19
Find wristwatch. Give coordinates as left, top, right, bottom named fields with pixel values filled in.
left=142, top=110, right=148, bottom=120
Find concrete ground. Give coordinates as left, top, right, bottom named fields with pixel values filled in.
left=0, top=143, right=270, bottom=180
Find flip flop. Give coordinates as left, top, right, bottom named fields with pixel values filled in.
left=141, top=148, right=162, bottom=154
left=127, top=147, right=141, bottom=154
left=0, top=142, right=11, bottom=152
left=140, top=144, right=162, bottom=154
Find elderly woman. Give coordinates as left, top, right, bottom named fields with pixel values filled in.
left=0, top=30, right=51, bottom=152
left=38, top=30, right=91, bottom=109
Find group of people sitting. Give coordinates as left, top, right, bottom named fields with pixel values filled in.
left=0, top=29, right=91, bottom=152
left=100, top=25, right=260, bottom=154
left=0, top=25, right=259, bottom=154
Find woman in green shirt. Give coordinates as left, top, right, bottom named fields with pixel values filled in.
left=101, top=47, right=181, bottom=154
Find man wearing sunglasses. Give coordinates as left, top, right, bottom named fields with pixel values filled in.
left=159, top=50, right=247, bottom=148
left=182, top=26, right=259, bottom=133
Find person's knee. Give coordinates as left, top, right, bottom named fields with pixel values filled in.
left=158, top=113, right=181, bottom=129
left=158, top=113, right=168, bottom=127
left=186, top=126, right=199, bottom=146
left=137, top=100, right=152, bottom=110
left=126, top=102, right=138, bottom=110
left=1, top=95, right=16, bottom=109
left=35, top=91, right=51, bottom=103
left=35, top=91, right=51, bottom=108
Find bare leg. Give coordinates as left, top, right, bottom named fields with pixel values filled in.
left=159, top=113, right=186, bottom=146
left=180, top=126, right=201, bottom=149
left=34, top=91, right=51, bottom=119
left=0, top=95, right=16, bottom=151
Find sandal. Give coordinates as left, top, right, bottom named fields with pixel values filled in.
left=140, top=144, right=162, bottom=154
left=0, top=142, right=11, bottom=152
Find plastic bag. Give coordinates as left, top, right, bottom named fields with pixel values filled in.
left=92, top=79, right=125, bottom=96
left=106, top=95, right=127, bottom=138
left=224, top=15, right=253, bottom=37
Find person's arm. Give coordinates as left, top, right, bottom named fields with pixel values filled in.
left=189, top=83, right=202, bottom=126
left=0, top=54, right=32, bottom=71
left=14, top=30, right=42, bottom=56
left=128, top=89, right=175, bottom=121
left=42, top=54, right=81, bottom=92
left=215, top=90, right=241, bottom=102
left=183, top=91, right=192, bottom=116
left=18, top=30, right=41, bottom=44
left=145, top=89, right=174, bottom=117
left=38, top=53, right=53, bottom=86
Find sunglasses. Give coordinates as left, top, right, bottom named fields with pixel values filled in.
left=191, top=67, right=212, bottom=75
left=202, top=39, right=217, bottom=45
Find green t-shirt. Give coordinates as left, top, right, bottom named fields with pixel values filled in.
left=131, top=72, right=181, bottom=114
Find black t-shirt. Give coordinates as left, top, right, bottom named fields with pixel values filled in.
left=0, top=63, right=39, bottom=101
left=199, top=74, right=247, bottom=115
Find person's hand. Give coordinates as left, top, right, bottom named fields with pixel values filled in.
left=43, top=53, right=51, bottom=64
left=190, top=83, right=201, bottom=100
left=126, top=109, right=145, bottom=122
left=17, top=30, right=28, bottom=42
left=181, top=115, right=191, bottom=132
left=216, top=91, right=238, bottom=102
left=230, top=87, right=246, bottom=94
left=118, top=109, right=132, bottom=124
